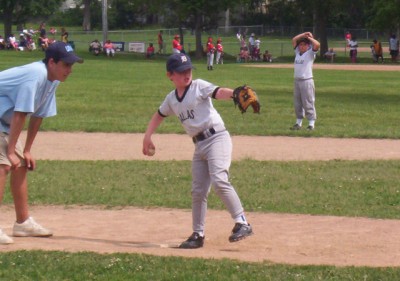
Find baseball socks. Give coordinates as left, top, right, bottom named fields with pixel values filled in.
left=234, top=214, right=248, bottom=225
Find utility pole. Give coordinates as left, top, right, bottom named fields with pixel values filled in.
left=102, top=0, right=108, bottom=44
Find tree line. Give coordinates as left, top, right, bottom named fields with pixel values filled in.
left=1, top=0, right=399, bottom=57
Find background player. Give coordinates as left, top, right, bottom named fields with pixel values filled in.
left=290, top=32, right=320, bottom=131
left=0, top=42, right=83, bottom=244
left=142, top=53, right=253, bottom=249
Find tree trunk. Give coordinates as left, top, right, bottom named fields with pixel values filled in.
left=314, top=0, right=329, bottom=58
left=3, top=1, right=15, bottom=38
left=82, top=0, right=92, bottom=31
left=194, top=12, right=203, bottom=59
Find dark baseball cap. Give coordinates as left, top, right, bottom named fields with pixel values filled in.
left=45, top=41, right=83, bottom=64
left=166, top=53, right=193, bottom=73
left=297, top=37, right=310, bottom=45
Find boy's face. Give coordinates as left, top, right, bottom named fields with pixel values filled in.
left=47, top=59, right=73, bottom=82
left=298, top=42, right=309, bottom=54
left=167, top=69, right=192, bottom=88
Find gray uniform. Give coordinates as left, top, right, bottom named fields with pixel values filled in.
left=293, top=46, right=317, bottom=121
left=158, top=79, right=246, bottom=234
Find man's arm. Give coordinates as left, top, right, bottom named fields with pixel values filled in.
left=22, top=116, right=43, bottom=170
left=7, top=112, right=28, bottom=170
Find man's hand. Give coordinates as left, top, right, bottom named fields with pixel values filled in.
left=23, top=151, right=36, bottom=171
left=7, top=152, right=21, bottom=171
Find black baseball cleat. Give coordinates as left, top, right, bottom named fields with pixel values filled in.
left=229, top=223, right=253, bottom=242
left=179, top=232, right=204, bottom=249
left=306, top=125, right=314, bottom=131
left=290, top=124, right=302, bottom=130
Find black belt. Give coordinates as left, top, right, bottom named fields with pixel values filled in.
left=192, top=128, right=216, bottom=143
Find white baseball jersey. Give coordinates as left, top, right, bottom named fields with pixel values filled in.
left=294, top=46, right=317, bottom=80
left=158, top=79, right=224, bottom=137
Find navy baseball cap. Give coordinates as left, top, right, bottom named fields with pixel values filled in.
left=166, top=53, right=193, bottom=73
left=45, top=41, right=83, bottom=64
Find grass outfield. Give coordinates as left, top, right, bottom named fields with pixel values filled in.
left=1, top=50, right=400, bottom=138
left=0, top=51, right=400, bottom=280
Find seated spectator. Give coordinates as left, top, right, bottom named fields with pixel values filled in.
left=262, top=50, right=272, bottom=62
left=0, top=35, right=5, bottom=50
left=253, top=47, right=261, bottom=61
left=237, top=47, right=249, bottom=63
left=89, top=39, right=102, bottom=56
left=17, top=34, right=29, bottom=51
left=146, top=43, right=155, bottom=58
left=104, top=40, right=115, bottom=57
left=324, top=48, right=336, bottom=63
left=38, top=34, right=50, bottom=50
left=8, top=34, right=18, bottom=50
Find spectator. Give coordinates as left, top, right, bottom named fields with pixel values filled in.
left=38, top=34, right=50, bottom=50
left=237, top=47, right=249, bottom=63
left=89, top=39, right=102, bottom=56
left=104, top=40, right=115, bottom=57
left=17, top=34, right=29, bottom=51
left=61, top=27, right=68, bottom=43
left=49, top=27, right=57, bottom=38
left=345, top=31, right=351, bottom=47
left=157, top=30, right=164, bottom=54
left=38, top=22, right=46, bottom=37
left=324, top=48, right=336, bottom=63
left=8, top=34, right=18, bottom=50
left=248, top=33, right=255, bottom=58
left=262, top=50, right=272, bottom=62
left=0, top=36, right=5, bottom=50
left=389, top=34, right=399, bottom=62
left=172, top=34, right=182, bottom=54
left=252, top=37, right=261, bottom=61
left=146, top=43, right=155, bottom=58
left=348, top=36, right=358, bottom=63
left=371, top=39, right=384, bottom=63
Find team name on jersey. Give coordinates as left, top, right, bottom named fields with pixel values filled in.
left=295, top=58, right=305, bottom=64
left=179, top=109, right=195, bottom=122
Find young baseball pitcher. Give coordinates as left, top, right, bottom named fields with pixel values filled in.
left=142, top=53, right=253, bottom=249
left=0, top=42, right=83, bottom=244
left=290, top=32, right=320, bottom=131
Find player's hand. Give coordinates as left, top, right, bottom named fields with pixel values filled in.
left=142, top=137, right=155, bottom=156
left=7, top=152, right=21, bottom=171
left=23, top=151, right=36, bottom=171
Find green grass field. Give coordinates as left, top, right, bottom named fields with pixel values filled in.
left=0, top=50, right=399, bottom=280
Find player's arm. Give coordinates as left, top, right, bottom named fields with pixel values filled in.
left=292, top=32, right=313, bottom=48
left=142, top=112, right=164, bottom=155
left=309, top=37, right=320, bottom=52
left=7, top=111, right=28, bottom=170
left=213, top=87, right=233, bottom=100
left=23, top=116, right=43, bottom=171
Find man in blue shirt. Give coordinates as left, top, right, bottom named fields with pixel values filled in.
left=0, top=41, right=83, bottom=244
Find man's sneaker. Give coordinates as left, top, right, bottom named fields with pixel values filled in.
left=290, top=124, right=302, bottom=130
left=13, top=217, right=53, bottom=237
left=229, top=223, right=253, bottom=242
left=0, top=229, right=14, bottom=244
left=179, top=232, right=204, bottom=249
left=307, top=125, right=314, bottom=131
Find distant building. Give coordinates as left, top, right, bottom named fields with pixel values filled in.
left=60, top=0, right=77, bottom=11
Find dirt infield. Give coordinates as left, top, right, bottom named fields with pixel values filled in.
left=1, top=132, right=400, bottom=267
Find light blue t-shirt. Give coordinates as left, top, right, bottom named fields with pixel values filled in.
left=0, top=61, right=59, bottom=133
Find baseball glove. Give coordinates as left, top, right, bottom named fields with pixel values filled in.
left=233, top=85, right=260, bottom=114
